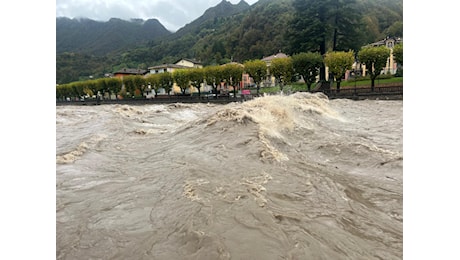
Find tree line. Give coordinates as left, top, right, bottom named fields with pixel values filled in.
left=56, top=0, right=402, bottom=84
left=57, top=43, right=403, bottom=100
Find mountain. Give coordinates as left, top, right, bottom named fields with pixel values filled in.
left=130, top=0, right=254, bottom=66
left=170, top=0, right=251, bottom=40
left=56, top=17, right=171, bottom=56
left=56, top=0, right=403, bottom=84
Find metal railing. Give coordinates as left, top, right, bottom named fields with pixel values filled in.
left=323, top=85, right=403, bottom=99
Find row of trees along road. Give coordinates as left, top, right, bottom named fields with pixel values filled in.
left=57, top=45, right=403, bottom=100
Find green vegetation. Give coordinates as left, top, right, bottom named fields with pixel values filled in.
left=393, top=43, right=403, bottom=65
left=340, top=76, right=403, bottom=88
left=292, top=52, right=323, bottom=91
left=56, top=0, right=403, bottom=84
left=324, top=51, right=355, bottom=92
left=56, top=65, right=403, bottom=101
left=222, top=63, right=244, bottom=97
left=56, top=0, right=404, bottom=101
left=358, top=45, right=391, bottom=91
left=270, top=57, right=294, bottom=91
left=172, top=69, right=190, bottom=95
left=256, top=76, right=403, bottom=94
left=243, top=59, right=267, bottom=95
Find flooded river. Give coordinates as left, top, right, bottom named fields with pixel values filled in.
left=56, top=92, right=403, bottom=259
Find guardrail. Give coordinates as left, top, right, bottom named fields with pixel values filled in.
left=319, top=85, right=403, bottom=100
left=56, top=95, right=248, bottom=106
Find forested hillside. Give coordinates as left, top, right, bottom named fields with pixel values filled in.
left=56, top=17, right=171, bottom=55
left=56, top=0, right=403, bottom=84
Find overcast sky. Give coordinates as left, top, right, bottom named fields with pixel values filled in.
left=56, top=0, right=259, bottom=32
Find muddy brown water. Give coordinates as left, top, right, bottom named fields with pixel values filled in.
left=56, top=93, right=402, bottom=259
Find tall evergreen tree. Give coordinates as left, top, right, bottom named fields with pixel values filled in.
left=330, top=0, right=366, bottom=52
left=287, top=0, right=363, bottom=81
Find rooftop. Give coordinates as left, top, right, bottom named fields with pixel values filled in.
left=262, top=52, right=288, bottom=62
left=113, top=68, right=148, bottom=75
left=148, top=64, right=188, bottom=70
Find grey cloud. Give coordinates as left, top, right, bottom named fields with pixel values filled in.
left=56, top=0, right=258, bottom=32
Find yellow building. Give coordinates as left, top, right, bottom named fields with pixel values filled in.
left=366, top=36, right=403, bottom=75
left=147, top=58, right=205, bottom=94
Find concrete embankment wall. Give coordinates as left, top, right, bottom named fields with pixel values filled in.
left=56, top=96, right=247, bottom=106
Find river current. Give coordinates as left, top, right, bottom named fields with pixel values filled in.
left=56, top=92, right=403, bottom=259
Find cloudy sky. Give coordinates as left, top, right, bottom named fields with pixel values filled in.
left=56, top=0, right=259, bottom=32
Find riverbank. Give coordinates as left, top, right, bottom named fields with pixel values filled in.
left=56, top=87, right=403, bottom=106
left=56, top=96, right=248, bottom=106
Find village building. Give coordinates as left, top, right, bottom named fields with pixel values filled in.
left=347, top=36, right=403, bottom=80
left=147, top=58, right=203, bottom=75
left=147, top=58, right=207, bottom=95
left=113, top=68, right=148, bottom=79
left=175, top=58, right=203, bottom=69
left=367, top=36, right=402, bottom=75
left=148, top=64, right=188, bottom=74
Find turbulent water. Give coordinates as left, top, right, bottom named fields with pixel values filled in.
left=56, top=92, right=403, bottom=260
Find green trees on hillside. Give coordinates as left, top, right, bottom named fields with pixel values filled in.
left=57, top=0, right=402, bottom=84
left=358, top=45, right=391, bottom=91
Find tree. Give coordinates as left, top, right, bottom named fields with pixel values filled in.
left=223, top=63, right=244, bottom=97
left=84, top=80, right=97, bottom=97
left=243, top=59, right=267, bottom=95
left=393, top=43, right=403, bottom=65
left=94, top=78, right=107, bottom=98
left=324, top=50, right=354, bottom=92
left=173, top=69, right=190, bottom=95
left=97, top=78, right=121, bottom=99
left=123, top=76, right=136, bottom=97
left=56, top=84, right=71, bottom=100
left=270, top=57, right=294, bottom=92
left=204, top=65, right=224, bottom=97
left=330, top=0, right=365, bottom=52
left=292, top=52, right=323, bottom=91
left=358, top=45, right=391, bottom=91
left=158, top=72, right=173, bottom=96
left=122, top=75, right=146, bottom=98
left=146, top=74, right=160, bottom=97
left=287, top=0, right=363, bottom=81
left=133, top=76, right=147, bottom=98
left=71, top=82, right=85, bottom=99
left=385, top=21, right=403, bottom=38
left=392, top=43, right=403, bottom=76
left=105, top=77, right=122, bottom=99
left=188, top=68, right=205, bottom=97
